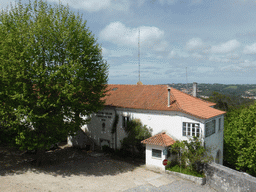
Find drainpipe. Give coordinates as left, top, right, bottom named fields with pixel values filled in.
left=114, top=108, right=118, bottom=150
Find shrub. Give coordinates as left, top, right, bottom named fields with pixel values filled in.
left=170, top=137, right=212, bottom=174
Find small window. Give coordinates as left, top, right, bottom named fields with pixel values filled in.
left=205, top=120, right=216, bottom=137
left=102, top=122, right=106, bottom=132
left=122, top=116, right=129, bottom=128
left=152, top=149, right=162, bottom=158
left=218, top=118, right=221, bottom=131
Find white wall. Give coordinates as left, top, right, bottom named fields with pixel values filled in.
left=70, top=107, right=224, bottom=167
left=145, top=144, right=166, bottom=170
left=116, top=108, right=204, bottom=142
left=87, top=108, right=117, bottom=149
left=204, top=115, right=224, bottom=165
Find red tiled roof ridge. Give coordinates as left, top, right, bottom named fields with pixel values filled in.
left=108, top=84, right=216, bottom=106
left=141, top=132, right=176, bottom=147
left=104, top=84, right=226, bottom=119
left=168, top=86, right=216, bottom=106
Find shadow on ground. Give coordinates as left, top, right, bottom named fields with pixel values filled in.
left=0, top=145, right=144, bottom=177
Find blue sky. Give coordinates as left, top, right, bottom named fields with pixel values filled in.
left=2, top=0, right=256, bottom=85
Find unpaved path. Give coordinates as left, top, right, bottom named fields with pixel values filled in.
left=0, top=146, right=215, bottom=192
left=0, top=166, right=179, bottom=192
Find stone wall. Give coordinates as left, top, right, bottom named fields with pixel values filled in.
left=205, top=163, right=256, bottom=192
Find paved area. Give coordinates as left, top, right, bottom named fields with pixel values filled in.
left=0, top=167, right=216, bottom=192
left=124, top=176, right=216, bottom=192
left=0, top=148, right=216, bottom=192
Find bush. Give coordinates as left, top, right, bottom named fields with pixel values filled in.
left=102, top=145, right=114, bottom=154
left=170, top=137, right=212, bottom=174
left=167, top=164, right=204, bottom=178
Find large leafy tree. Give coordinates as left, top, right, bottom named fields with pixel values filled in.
left=0, top=0, right=108, bottom=164
left=121, top=119, right=152, bottom=158
left=224, top=102, right=256, bottom=176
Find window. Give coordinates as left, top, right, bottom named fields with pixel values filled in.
left=218, top=118, right=221, bottom=131
left=102, top=122, right=106, bottom=132
left=205, top=120, right=216, bottom=137
left=152, top=149, right=162, bottom=158
left=122, top=116, right=129, bottom=128
left=183, top=122, right=200, bottom=137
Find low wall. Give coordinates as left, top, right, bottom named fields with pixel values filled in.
left=166, top=170, right=206, bottom=185
left=205, top=163, right=256, bottom=192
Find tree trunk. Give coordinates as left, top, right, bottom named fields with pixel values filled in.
left=36, top=149, right=45, bottom=167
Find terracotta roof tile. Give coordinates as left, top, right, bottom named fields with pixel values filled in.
left=141, top=132, right=176, bottom=147
left=103, top=84, right=226, bottom=119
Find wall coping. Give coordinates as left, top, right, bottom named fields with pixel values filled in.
left=166, top=170, right=206, bottom=185
left=206, top=163, right=256, bottom=182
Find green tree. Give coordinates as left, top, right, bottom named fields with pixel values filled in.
left=121, top=119, right=152, bottom=158
left=170, top=137, right=212, bottom=173
left=224, top=102, right=256, bottom=176
left=0, top=0, right=108, bottom=165
left=206, top=92, right=231, bottom=111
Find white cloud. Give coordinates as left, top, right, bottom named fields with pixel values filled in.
left=220, top=60, right=256, bottom=72
left=186, top=38, right=204, bottom=51
left=191, top=52, right=204, bottom=59
left=209, top=55, right=232, bottom=63
left=138, top=0, right=146, bottom=7
left=211, top=39, right=240, bottom=54
left=243, top=43, right=256, bottom=54
left=220, top=64, right=242, bottom=71
left=197, top=67, right=214, bottom=73
left=100, top=21, right=168, bottom=52
left=101, top=47, right=111, bottom=57
left=0, top=0, right=18, bottom=12
left=158, top=0, right=177, bottom=5
left=49, top=0, right=130, bottom=12
left=158, top=0, right=202, bottom=5
left=191, top=0, right=203, bottom=4
left=169, top=49, right=189, bottom=58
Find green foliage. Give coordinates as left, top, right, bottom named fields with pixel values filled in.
left=111, top=115, right=119, bottom=134
left=224, top=101, right=256, bottom=176
left=170, top=137, right=212, bottom=173
left=121, top=119, right=152, bottom=156
left=205, top=91, right=253, bottom=112
left=0, top=0, right=108, bottom=152
left=167, top=164, right=204, bottom=178
left=224, top=86, right=238, bottom=90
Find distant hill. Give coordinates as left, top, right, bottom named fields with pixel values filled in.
left=167, top=83, right=256, bottom=99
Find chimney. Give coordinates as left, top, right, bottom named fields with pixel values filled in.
left=192, top=82, right=197, bottom=97
left=167, top=87, right=171, bottom=107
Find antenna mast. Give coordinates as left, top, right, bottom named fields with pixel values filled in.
left=186, top=67, right=188, bottom=93
left=138, top=28, right=140, bottom=82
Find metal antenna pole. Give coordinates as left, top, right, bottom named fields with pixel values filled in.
left=138, top=28, right=140, bottom=82
left=186, top=67, right=188, bottom=93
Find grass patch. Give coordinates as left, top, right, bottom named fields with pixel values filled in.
left=167, top=165, right=204, bottom=178
left=224, top=85, right=237, bottom=90
left=249, top=88, right=256, bottom=93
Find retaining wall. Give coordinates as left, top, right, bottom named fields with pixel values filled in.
left=205, top=163, right=256, bottom=192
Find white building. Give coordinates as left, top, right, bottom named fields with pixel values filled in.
left=68, top=84, right=226, bottom=170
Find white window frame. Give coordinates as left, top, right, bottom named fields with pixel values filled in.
left=183, top=122, right=200, bottom=137
left=122, top=116, right=129, bottom=128
left=152, top=149, right=162, bottom=158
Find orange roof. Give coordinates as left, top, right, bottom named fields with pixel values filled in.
left=141, top=132, right=176, bottom=147
left=103, top=84, right=226, bottom=119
